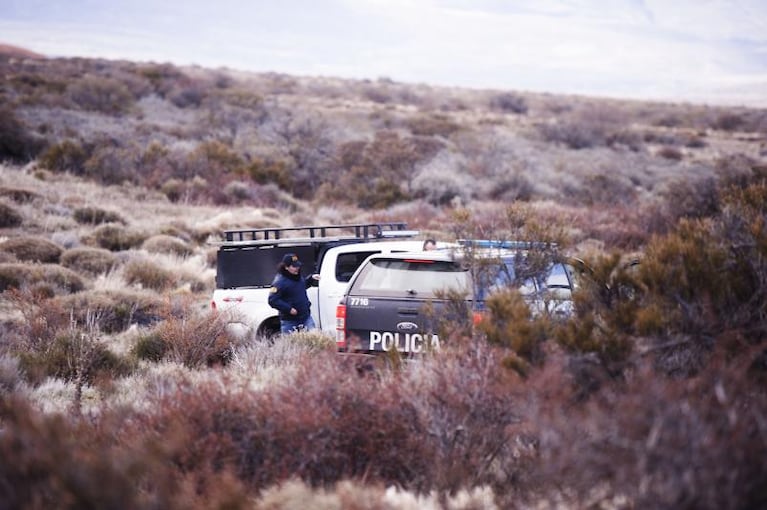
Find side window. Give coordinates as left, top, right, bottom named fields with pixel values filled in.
left=335, top=251, right=379, bottom=282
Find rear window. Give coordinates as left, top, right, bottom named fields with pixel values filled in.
left=335, top=251, right=380, bottom=282
left=350, top=258, right=470, bottom=298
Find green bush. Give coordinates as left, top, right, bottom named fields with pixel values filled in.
left=60, top=247, right=118, bottom=275
left=0, top=202, right=23, bottom=228
left=85, top=223, right=146, bottom=251
left=478, top=288, right=549, bottom=367
left=73, top=206, right=125, bottom=225
left=0, top=236, right=63, bottom=263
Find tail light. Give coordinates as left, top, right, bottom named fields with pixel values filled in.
left=336, top=304, right=347, bottom=349
left=472, top=310, right=485, bottom=326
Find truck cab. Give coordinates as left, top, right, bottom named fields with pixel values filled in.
left=211, top=223, right=443, bottom=337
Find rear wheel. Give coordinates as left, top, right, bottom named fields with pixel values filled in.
left=256, top=317, right=281, bottom=340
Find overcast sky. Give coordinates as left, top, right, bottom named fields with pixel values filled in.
left=1, top=0, right=766, bottom=106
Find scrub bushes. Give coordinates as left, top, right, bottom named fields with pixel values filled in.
left=60, top=247, right=118, bottom=275
left=0, top=236, right=63, bottom=263
left=0, top=263, right=84, bottom=295
left=0, top=201, right=23, bottom=228
left=73, top=206, right=125, bottom=225
left=84, top=223, right=147, bottom=251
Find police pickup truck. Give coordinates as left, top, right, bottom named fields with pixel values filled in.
left=211, top=222, right=441, bottom=337
left=335, top=241, right=575, bottom=354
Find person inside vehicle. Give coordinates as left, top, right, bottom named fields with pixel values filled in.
left=422, top=238, right=437, bottom=251
left=268, top=253, right=320, bottom=334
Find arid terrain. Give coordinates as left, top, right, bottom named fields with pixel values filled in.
left=1, top=45, right=766, bottom=508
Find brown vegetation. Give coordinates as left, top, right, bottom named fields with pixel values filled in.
left=0, top=51, right=765, bottom=508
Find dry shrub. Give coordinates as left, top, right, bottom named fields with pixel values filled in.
left=82, top=141, right=140, bottom=185
left=2, top=290, right=133, bottom=386
left=124, top=258, right=177, bottom=291
left=253, top=478, right=498, bottom=509
left=150, top=307, right=238, bottom=368
left=282, top=329, right=337, bottom=353
left=538, top=120, right=605, bottom=149
left=489, top=92, right=528, bottom=114
left=0, top=263, right=84, bottom=295
left=141, top=234, right=193, bottom=257
left=60, top=246, right=118, bottom=275
left=403, top=345, right=523, bottom=495
left=657, top=145, right=683, bottom=160
left=136, top=354, right=434, bottom=492
left=0, top=354, right=22, bottom=392
left=128, top=343, right=522, bottom=499
left=0, top=186, right=41, bottom=203
left=132, top=331, right=167, bottom=362
left=405, top=114, right=461, bottom=137
left=528, top=352, right=767, bottom=509
left=38, top=139, right=89, bottom=173
left=85, top=223, right=147, bottom=251
left=0, top=105, right=45, bottom=162
left=654, top=176, right=720, bottom=228
left=0, top=236, right=63, bottom=263
left=0, top=397, right=147, bottom=508
left=53, top=289, right=164, bottom=333
left=569, top=172, right=638, bottom=208
left=17, top=328, right=134, bottom=387
left=66, top=75, right=135, bottom=114
left=713, top=112, right=745, bottom=132
left=0, top=396, right=251, bottom=509
left=0, top=201, right=23, bottom=228
left=73, top=205, right=125, bottom=225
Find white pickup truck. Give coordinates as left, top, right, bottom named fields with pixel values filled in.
left=210, top=223, right=435, bottom=337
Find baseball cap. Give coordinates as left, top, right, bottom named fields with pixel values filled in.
left=281, top=253, right=302, bottom=267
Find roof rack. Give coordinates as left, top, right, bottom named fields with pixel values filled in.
left=457, top=239, right=558, bottom=250
left=218, top=222, right=416, bottom=245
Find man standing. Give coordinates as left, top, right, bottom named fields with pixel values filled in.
left=268, top=253, right=320, bottom=334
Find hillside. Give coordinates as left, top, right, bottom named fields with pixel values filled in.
left=2, top=51, right=765, bottom=247
left=1, top=51, right=766, bottom=509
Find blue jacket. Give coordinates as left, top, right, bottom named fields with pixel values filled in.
left=268, top=270, right=316, bottom=321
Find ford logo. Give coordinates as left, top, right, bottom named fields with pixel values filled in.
left=397, top=321, right=418, bottom=332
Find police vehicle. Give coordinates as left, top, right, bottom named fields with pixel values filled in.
left=335, top=241, right=575, bottom=354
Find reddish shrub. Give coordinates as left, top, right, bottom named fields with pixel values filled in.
left=0, top=397, right=250, bottom=509
left=527, top=353, right=767, bottom=509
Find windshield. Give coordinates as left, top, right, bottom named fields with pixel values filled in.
left=351, top=258, right=471, bottom=298
left=474, top=259, right=572, bottom=300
